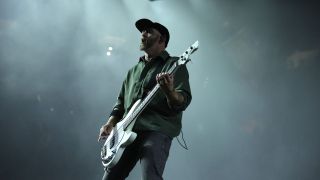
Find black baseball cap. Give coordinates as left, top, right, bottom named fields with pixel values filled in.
left=135, top=18, right=170, bottom=47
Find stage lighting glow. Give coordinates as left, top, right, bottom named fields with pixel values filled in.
left=107, top=51, right=111, bottom=56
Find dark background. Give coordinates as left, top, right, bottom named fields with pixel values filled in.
left=1, top=0, right=319, bottom=179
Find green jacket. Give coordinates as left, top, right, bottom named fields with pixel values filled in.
left=110, top=50, right=192, bottom=137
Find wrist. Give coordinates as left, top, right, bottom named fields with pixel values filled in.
left=106, top=116, right=119, bottom=126
left=166, top=90, right=183, bottom=104
left=165, top=89, right=176, bottom=98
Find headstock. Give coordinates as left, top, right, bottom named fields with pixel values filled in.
left=177, top=40, right=199, bottom=65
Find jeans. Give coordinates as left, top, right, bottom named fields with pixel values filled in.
left=102, top=131, right=172, bottom=180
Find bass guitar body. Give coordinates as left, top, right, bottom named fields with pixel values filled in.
left=101, top=99, right=141, bottom=168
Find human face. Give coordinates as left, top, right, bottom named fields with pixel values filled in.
left=140, top=28, right=161, bottom=51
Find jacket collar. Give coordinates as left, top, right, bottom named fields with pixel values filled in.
left=139, top=50, right=170, bottom=62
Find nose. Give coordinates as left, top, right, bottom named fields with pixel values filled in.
left=141, top=30, right=147, bottom=37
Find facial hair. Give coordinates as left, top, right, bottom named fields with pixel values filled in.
left=140, top=35, right=159, bottom=51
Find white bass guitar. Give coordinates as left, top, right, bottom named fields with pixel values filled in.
left=101, top=41, right=199, bottom=168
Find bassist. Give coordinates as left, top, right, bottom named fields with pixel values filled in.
left=98, top=18, right=192, bottom=180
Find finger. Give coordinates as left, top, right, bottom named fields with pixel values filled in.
left=98, top=131, right=104, bottom=141
left=167, top=74, right=174, bottom=83
left=99, top=129, right=107, bottom=137
left=163, top=76, right=169, bottom=85
left=161, top=74, right=170, bottom=84
left=159, top=80, right=164, bottom=86
left=161, top=72, right=165, bottom=78
left=157, top=73, right=163, bottom=82
left=157, top=74, right=164, bottom=85
left=169, top=73, right=173, bottom=80
left=98, top=134, right=107, bottom=142
left=165, top=73, right=171, bottom=79
left=161, top=76, right=167, bottom=85
left=163, top=74, right=170, bottom=81
left=98, top=137, right=104, bottom=142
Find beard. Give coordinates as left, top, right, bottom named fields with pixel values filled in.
left=140, top=35, right=159, bottom=51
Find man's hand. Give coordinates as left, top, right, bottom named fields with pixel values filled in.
left=98, top=123, right=113, bottom=142
left=98, top=116, right=119, bottom=142
left=156, top=72, right=174, bottom=95
left=156, top=72, right=185, bottom=108
left=98, top=120, right=116, bottom=142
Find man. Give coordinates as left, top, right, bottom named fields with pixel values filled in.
left=98, top=18, right=192, bottom=180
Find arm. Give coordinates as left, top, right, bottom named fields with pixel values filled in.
left=156, top=72, right=185, bottom=107
left=156, top=65, right=192, bottom=111
left=98, top=80, right=126, bottom=141
left=98, top=116, right=121, bottom=142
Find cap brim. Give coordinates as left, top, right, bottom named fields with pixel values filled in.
left=135, top=19, right=154, bottom=32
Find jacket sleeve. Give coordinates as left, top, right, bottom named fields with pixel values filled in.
left=169, top=64, right=192, bottom=112
left=109, top=79, right=126, bottom=118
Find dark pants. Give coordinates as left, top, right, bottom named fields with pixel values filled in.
left=102, top=131, right=172, bottom=180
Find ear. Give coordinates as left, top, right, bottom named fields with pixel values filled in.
left=159, top=35, right=166, bottom=45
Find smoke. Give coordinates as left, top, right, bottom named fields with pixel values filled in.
left=1, top=0, right=320, bottom=179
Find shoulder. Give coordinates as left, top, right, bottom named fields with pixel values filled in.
left=127, top=61, right=144, bottom=74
